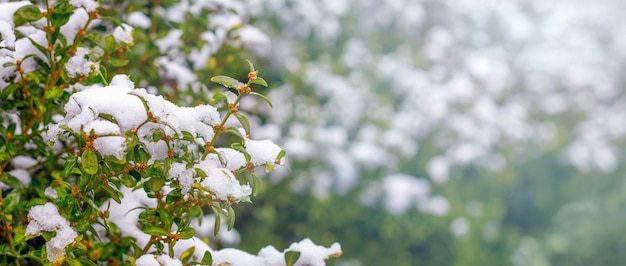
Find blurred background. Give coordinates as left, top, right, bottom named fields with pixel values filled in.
left=118, top=0, right=626, bottom=265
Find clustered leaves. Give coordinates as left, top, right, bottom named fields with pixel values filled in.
left=0, top=1, right=336, bottom=265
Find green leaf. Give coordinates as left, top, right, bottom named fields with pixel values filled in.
left=98, top=113, right=118, bottom=124
left=50, top=11, right=71, bottom=28
left=247, top=60, right=256, bottom=72
left=249, top=92, right=273, bottom=108
left=44, top=86, right=64, bottom=99
left=27, top=37, right=47, bottom=55
left=201, top=251, right=213, bottom=265
left=233, top=113, right=250, bottom=136
left=151, top=128, right=165, bottom=143
left=213, top=213, right=221, bottom=236
left=62, top=157, right=78, bottom=178
left=2, top=191, right=20, bottom=213
left=227, top=206, right=236, bottom=231
left=252, top=77, right=268, bottom=87
left=284, top=251, right=301, bottom=266
left=144, top=177, right=165, bottom=192
left=277, top=150, right=286, bottom=160
left=265, top=162, right=274, bottom=173
left=179, top=227, right=195, bottom=239
left=134, top=146, right=150, bottom=163
left=0, top=152, right=9, bottom=163
left=1, top=84, right=19, bottom=99
left=81, top=148, right=99, bottom=175
left=75, top=258, right=98, bottom=266
left=109, top=58, right=129, bottom=67
left=104, top=35, right=116, bottom=53
left=226, top=127, right=244, bottom=140
left=231, top=143, right=251, bottom=162
left=180, top=246, right=196, bottom=265
left=14, top=5, right=42, bottom=26
left=120, top=174, right=137, bottom=187
left=143, top=225, right=168, bottom=236
left=181, top=131, right=195, bottom=142
left=250, top=174, right=261, bottom=197
left=158, top=208, right=173, bottom=228
left=33, top=57, right=50, bottom=72
left=65, top=257, right=83, bottom=266
left=100, top=184, right=122, bottom=204
left=53, top=1, right=74, bottom=14
left=101, top=16, right=122, bottom=26
left=195, top=168, right=207, bottom=178
left=12, top=225, right=25, bottom=244
left=210, top=75, right=243, bottom=89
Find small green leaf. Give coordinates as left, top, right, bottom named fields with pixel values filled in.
left=134, top=146, right=150, bottom=163
left=0, top=152, right=9, bottom=163
left=226, top=127, right=244, bottom=140
left=151, top=128, right=165, bottom=143
left=101, top=16, right=122, bottom=26
left=65, top=257, right=83, bottom=266
left=1, top=84, right=19, bottom=99
left=109, top=58, right=129, bottom=67
left=53, top=1, right=74, bottom=14
left=12, top=225, right=25, bottom=244
left=181, top=131, right=195, bottom=142
left=233, top=113, right=250, bottom=136
left=201, top=251, right=213, bottom=265
left=50, top=11, right=71, bottom=28
left=277, top=150, right=286, bottom=160
left=3, top=191, right=20, bottom=213
left=180, top=246, right=196, bottom=265
left=98, top=113, right=118, bottom=124
left=14, top=5, right=42, bottom=26
left=120, top=174, right=137, bottom=187
left=210, top=75, right=243, bottom=89
left=250, top=174, right=261, bottom=197
left=75, top=258, right=98, bottom=266
left=100, top=184, right=122, bottom=204
left=284, top=251, right=301, bottom=266
left=44, top=86, right=64, bottom=99
left=81, top=148, right=99, bottom=175
left=195, top=168, right=207, bottom=178
left=249, top=92, right=273, bottom=108
left=231, top=143, right=251, bottom=162
left=246, top=60, right=255, bottom=72
left=158, top=208, right=173, bottom=228
left=144, top=177, right=165, bottom=192
left=27, top=36, right=47, bottom=55
left=265, top=162, right=274, bottom=173
left=252, top=77, right=268, bottom=87
left=213, top=212, right=221, bottom=236
left=104, top=35, right=116, bottom=53
left=143, top=225, right=168, bottom=236
left=227, top=206, right=236, bottom=231
left=179, top=227, right=195, bottom=239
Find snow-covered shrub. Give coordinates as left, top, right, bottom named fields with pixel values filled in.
left=0, top=1, right=340, bottom=265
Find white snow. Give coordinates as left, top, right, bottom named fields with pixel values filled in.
left=0, top=20, right=15, bottom=49
left=69, top=0, right=98, bottom=12
left=284, top=238, right=342, bottom=266
left=382, top=174, right=432, bottom=215
left=136, top=254, right=182, bottom=266
left=66, top=47, right=99, bottom=78
left=25, top=203, right=78, bottom=263
left=168, top=162, right=195, bottom=195
left=127, top=11, right=151, bottom=29
left=113, top=23, right=134, bottom=44
left=199, top=168, right=251, bottom=202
